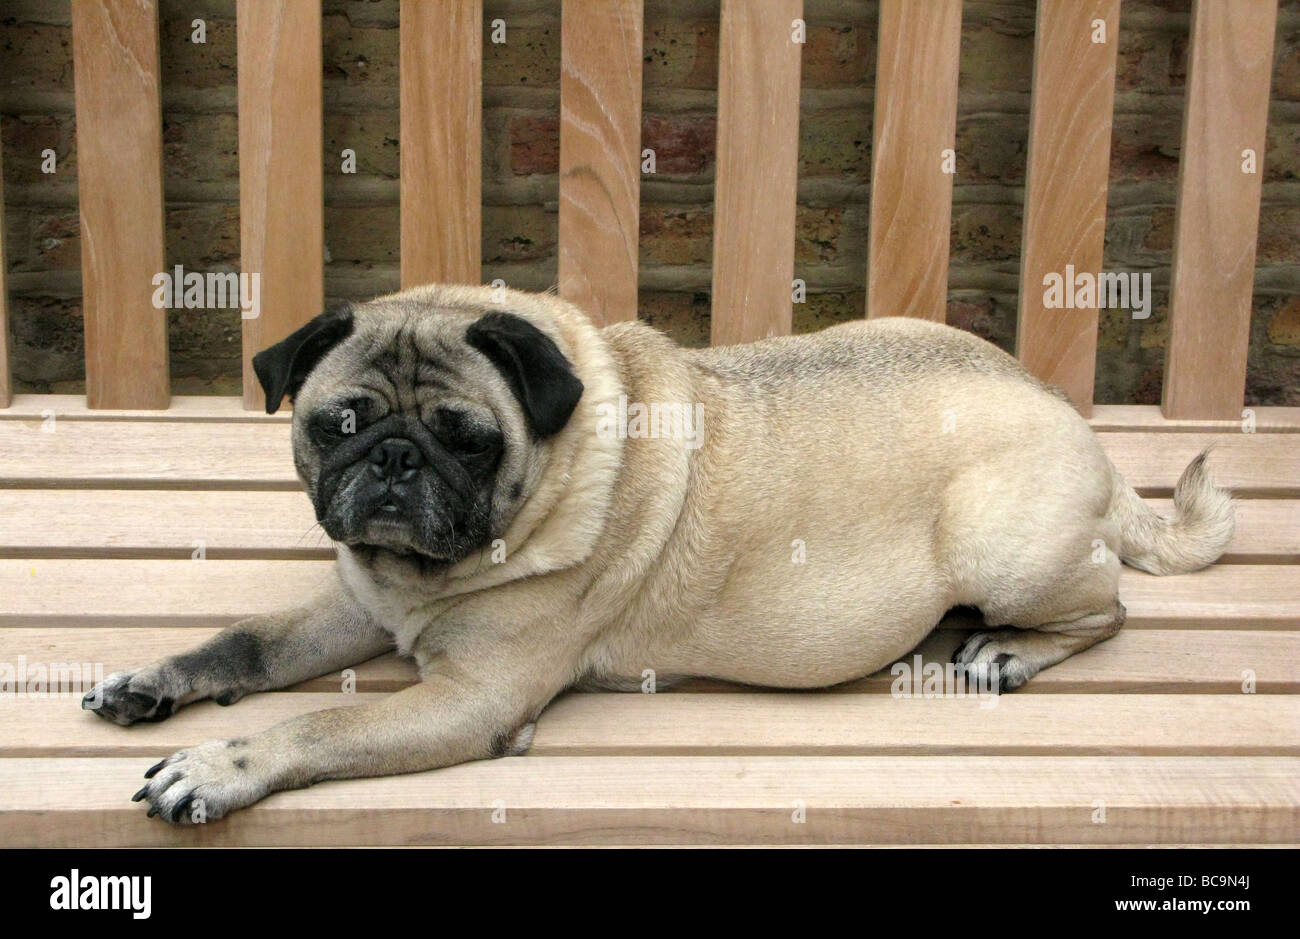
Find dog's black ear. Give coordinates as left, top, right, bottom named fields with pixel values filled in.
left=466, top=312, right=584, bottom=438
left=252, top=305, right=355, bottom=414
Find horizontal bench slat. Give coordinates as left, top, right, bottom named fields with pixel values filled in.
left=2, top=560, right=1295, bottom=628
left=0, top=490, right=324, bottom=558
left=1088, top=405, right=1300, bottom=433
left=6, top=398, right=1298, bottom=433
left=5, top=628, right=1293, bottom=694
left=1146, top=499, right=1300, bottom=563
left=9, top=692, right=1296, bottom=758
left=0, top=395, right=290, bottom=422
left=1101, top=433, right=1300, bottom=496
left=0, top=559, right=333, bottom=625
left=2, top=756, right=1295, bottom=845
left=0, top=490, right=1293, bottom=562
left=0, top=421, right=301, bottom=487
left=536, top=693, right=1300, bottom=757
left=1, top=422, right=1295, bottom=495
left=1115, top=564, right=1300, bottom=629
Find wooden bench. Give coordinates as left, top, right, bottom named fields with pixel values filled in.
left=0, top=0, right=1296, bottom=846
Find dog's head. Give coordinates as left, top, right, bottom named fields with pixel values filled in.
left=252, top=288, right=584, bottom=568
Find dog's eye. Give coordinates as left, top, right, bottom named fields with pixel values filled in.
left=307, top=412, right=345, bottom=445
left=308, top=398, right=372, bottom=444
left=435, top=409, right=502, bottom=460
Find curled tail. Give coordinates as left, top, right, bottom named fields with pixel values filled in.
left=1108, top=450, right=1235, bottom=575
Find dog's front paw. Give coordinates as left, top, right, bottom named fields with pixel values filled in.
left=951, top=630, right=1031, bottom=693
left=133, top=739, right=271, bottom=824
left=82, top=667, right=181, bottom=726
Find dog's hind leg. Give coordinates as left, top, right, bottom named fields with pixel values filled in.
left=951, top=600, right=1126, bottom=692
left=940, top=456, right=1127, bottom=693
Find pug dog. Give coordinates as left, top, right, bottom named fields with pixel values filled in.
left=83, top=283, right=1234, bottom=823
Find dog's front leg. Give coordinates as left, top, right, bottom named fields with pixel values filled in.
left=132, top=647, right=565, bottom=824
left=83, top=569, right=392, bottom=725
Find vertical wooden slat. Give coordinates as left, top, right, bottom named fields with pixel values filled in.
left=71, top=0, right=169, bottom=409
left=1163, top=0, right=1278, bottom=420
left=558, top=0, right=644, bottom=326
left=400, top=0, right=482, bottom=287
left=0, top=142, right=11, bottom=408
left=1016, top=0, right=1121, bottom=416
left=866, top=0, right=962, bottom=322
left=237, top=0, right=325, bottom=410
left=710, top=0, right=803, bottom=346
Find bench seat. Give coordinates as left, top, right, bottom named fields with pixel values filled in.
left=1, top=397, right=1296, bottom=846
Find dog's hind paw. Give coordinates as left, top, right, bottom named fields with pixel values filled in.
left=951, top=631, right=1032, bottom=693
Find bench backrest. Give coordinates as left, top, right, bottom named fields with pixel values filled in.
left=0, top=0, right=1279, bottom=419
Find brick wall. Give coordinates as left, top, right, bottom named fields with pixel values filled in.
left=1, top=0, right=1297, bottom=403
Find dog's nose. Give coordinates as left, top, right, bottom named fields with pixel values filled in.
left=368, top=438, right=424, bottom=481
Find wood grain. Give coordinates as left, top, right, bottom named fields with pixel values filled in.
left=2, top=558, right=1295, bottom=629
left=1114, top=564, right=1300, bottom=629
left=400, top=0, right=482, bottom=287
left=11, top=691, right=1298, bottom=757
left=0, top=421, right=302, bottom=487
left=1100, top=432, right=1300, bottom=496
left=8, top=627, right=1295, bottom=695
left=0, top=558, right=335, bottom=626
left=2, top=423, right=1296, bottom=496
left=0, top=394, right=290, bottom=422
left=1088, top=404, right=1300, bottom=433
left=70, top=0, right=169, bottom=409
left=866, top=0, right=962, bottom=321
left=710, top=0, right=803, bottom=345
left=237, top=0, right=325, bottom=410
left=1163, top=0, right=1278, bottom=419
left=4, top=397, right=1299, bottom=433
left=1101, top=432, right=1300, bottom=496
left=0, top=489, right=1293, bottom=563
left=1016, top=0, right=1121, bottom=415
left=0, top=490, right=325, bottom=558
left=1, top=756, right=1294, bottom=846
left=0, top=142, right=10, bottom=408
left=1147, top=499, right=1300, bottom=564
left=1, top=360, right=1296, bottom=848
left=558, top=0, right=643, bottom=326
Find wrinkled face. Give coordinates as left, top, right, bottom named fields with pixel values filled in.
left=253, top=294, right=585, bottom=569
left=302, top=381, right=504, bottom=563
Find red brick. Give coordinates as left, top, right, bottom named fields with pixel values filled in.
left=642, top=114, right=717, bottom=176
left=509, top=114, right=559, bottom=176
